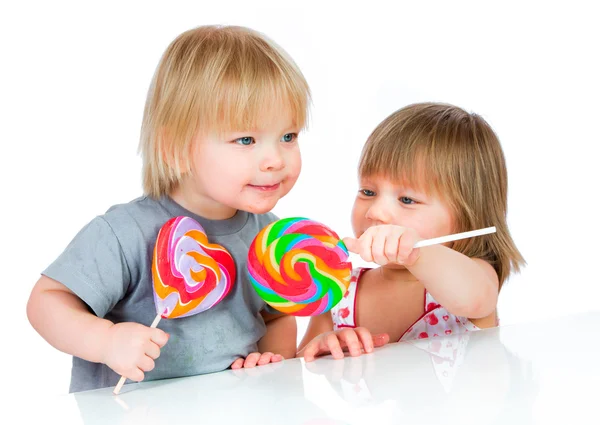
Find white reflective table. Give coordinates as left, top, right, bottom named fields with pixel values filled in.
left=30, top=310, right=600, bottom=424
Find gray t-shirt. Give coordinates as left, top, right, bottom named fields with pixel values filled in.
left=42, top=196, right=278, bottom=393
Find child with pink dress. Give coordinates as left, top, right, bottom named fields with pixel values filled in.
left=298, top=102, right=525, bottom=360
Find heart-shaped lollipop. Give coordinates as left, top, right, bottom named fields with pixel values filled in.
left=114, top=216, right=235, bottom=394
left=153, top=216, right=235, bottom=318
left=247, top=217, right=352, bottom=317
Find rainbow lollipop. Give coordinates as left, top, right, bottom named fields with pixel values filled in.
left=114, top=216, right=235, bottom=394
left=247, top=217, right=351, bottom=316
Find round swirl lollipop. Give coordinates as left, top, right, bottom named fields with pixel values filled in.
left=114, top=216, right=235, bottom=394
left=247, top=217, right=351, bottom=316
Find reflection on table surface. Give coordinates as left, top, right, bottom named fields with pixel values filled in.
left=34, top=310, right=600, bottom=425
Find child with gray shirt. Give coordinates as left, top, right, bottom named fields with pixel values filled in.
left=27, top=25, right=310, bottom=393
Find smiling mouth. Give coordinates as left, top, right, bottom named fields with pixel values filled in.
left=248, top=183, right=281, bottom=191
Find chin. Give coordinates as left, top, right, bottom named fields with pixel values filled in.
left=242, top=201, right=279, bottom=215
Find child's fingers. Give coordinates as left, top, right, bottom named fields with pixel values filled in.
left=353, top=327, right=375, bottom=353
left=303, top=331, right=349, bottom=362
left=356, top=229, right=374, bottom=262
left=303, top=329, right=381, bottom=363
left=384, top=227, right=403, bottom=263
left=128, top=368, right=145, bottom=382
left=257, top=352, right=275, bottom=366
left=138, top=355, right=156, bottom=372
left=338, top=329, right=362, bottom=357
left=397, top=229, right=419, bottom=262
left=243, top=352, right=262, bottom=368
left=397, top=242, right=413, bottom=261
left=323, top=333, right=345, bottom=359
left=115, top=362, right=144, bottom=382
left=405, top=248, right=421, bottom=266
left=303, top=339, right=324, bottom=362
left=145, top=341, right=161, bottom=360
left=230, top=358, right=245, bottom=370
left=372, top=333, right=390, bottom=347
left=150, top=329, right=169, bottom=347
left=371, top=230, right=389, bottom=265
left=342, top=237, right=359, bottom=254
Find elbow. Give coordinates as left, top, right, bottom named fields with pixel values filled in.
left=448, top=282, right=498, bottom=319
left=26, top=283, right=48, bottom=331
left=26, top=290, right=39, bottom=329
left=465, top=287, right=498, bottom=319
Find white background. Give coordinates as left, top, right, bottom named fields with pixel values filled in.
left=1, top=0, right=599, bottom=403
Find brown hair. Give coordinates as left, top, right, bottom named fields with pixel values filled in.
left=359, top=102, right=525, bottom=286
left=139, top=25, right=311, bottom=198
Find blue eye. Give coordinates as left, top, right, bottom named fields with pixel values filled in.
left=400, top=196, right=415, bottom=205
left=235, top=137, right=255, bottom=146
left=281, top=133, right=297, bottom=143
left=360, top=189, right=375, bottom=197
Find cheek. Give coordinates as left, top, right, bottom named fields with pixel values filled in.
left=209, top=153, right=249, bottom=179
left=423, top=209, right=454, bottom=238
left=193, top=146, right=221, bottom=173
left=196, top=159, right=228, bottom=183
left=435, top=204, right=455, bottom=235
left=350, top=201, right=364, bottom=235
left=441, top=212, right=455, bottom=235
left=287, top=148, right=302, bottom=177
left=407, top=213, right=436, bottom=239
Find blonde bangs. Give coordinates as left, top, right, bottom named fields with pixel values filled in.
left=359, top=106, right=455, bottom=198
left=210, top=58, right=309, bottom=135
left=140, top=25, right=310, bottom=198
left=360, top=138, right=444, bottom=197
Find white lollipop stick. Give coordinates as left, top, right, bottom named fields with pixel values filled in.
left=348, top=226, right=496, bottom=267
left=413, top=226, right=496, bottom=248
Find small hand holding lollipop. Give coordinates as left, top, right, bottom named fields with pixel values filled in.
left=113, top=216, right=235, bottom=394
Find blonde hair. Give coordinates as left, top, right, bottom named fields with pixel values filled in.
left=140, top=25, right=311, bottom=198
left=359, top=102, right=525, bottom=286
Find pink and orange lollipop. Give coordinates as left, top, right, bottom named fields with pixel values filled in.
left=113, top=216, right=235, bottom=394
left=152, top=216, right=235, bottom=318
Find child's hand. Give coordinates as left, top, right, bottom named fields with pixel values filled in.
left=230, top=352, right=284, bottom=369
left=301, top=327, right=390, bottom=362
left=101, top=322, right=169, bottom=382
left=343, top=225, right=422, bottom=266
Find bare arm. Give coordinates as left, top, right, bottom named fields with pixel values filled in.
left=259, top=311, right=297, bottom=359
left=27, top=275, right=113, bottom=363
left=344, top=226, right=499, bottom=320
left=27, top=275, right=168, bottom=381
left=408, top=245, right=499, bottom=318
left=296, top=313, right=334, bottom=356
left=230, top=312, right=297, bottom=369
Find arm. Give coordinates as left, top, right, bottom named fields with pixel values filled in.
left=27, top=275, right=113, bottom=363
left=344, top=225, right=499, bottom=319
left=259, top=311, right=297, bottom=359
left=297, top=312, right=334, bottom=356
left=230, top=311, right=297, bottom=369
left=27, top=275, right=168, bottom=381
left=408, top=245, right=499, bottom=318
left=297, top=313, right=389, bottom=361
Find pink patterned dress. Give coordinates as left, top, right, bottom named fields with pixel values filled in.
left=331, top=267, right=480, bottom=342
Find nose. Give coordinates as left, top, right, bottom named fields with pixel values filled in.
left=259, top=144, right=285, bottom=172
left=365, top=197, right=393, bottom=225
